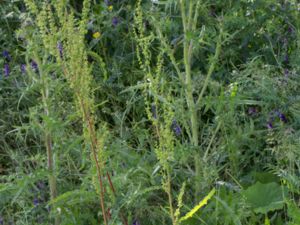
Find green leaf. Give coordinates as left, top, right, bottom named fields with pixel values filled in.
left=287, top=201, right=300, bottom=225
left=180, top=188, right=216, bottom=222
left=252, top=172, right=280, bottom=184
left=242, top=182, right=287, bottom=214
left=48, top=190, right=97, bottom=207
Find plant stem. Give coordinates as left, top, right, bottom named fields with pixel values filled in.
left=166, top=168, right=176, bottom=225
left=181, top=0, right=212, bottom=201
left=45, top=132, right=59, bottom=225
left=62, top=63, right=108, bottom=225
left=196, top=31, right=222, bottom=107
left=38, top=55, right=59, bottom=225
left=79, top=98, right=108, bottom=225
left=181, top=0, right=199, bottom=147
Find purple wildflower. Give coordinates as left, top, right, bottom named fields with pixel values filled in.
left=31, top=60, right=38, bottom=73
left=2, top=50, right=11, bottom=61
left=247, top=107, right=258, bottom=116
left=133, top=220, right=140, bottom=225
left=112, top=17, right=119, bottom=27
left=33, top=198, right=39, bottom=206
left=4, top=64, right=10, bottom=77
left=0, top=216, right=3, bottom=225
left=151, top=104, right=157, bottom=119
left=20, top=64, right=26, bottom=74
left=171, top=120, right=182, bottom=136
left=267, top=122, right=273, bottom=129
left=279, top=113, right=288, bottom=123
left=274, top=110, right=288, bottom=123
left=57, top=42, right=63, bottom=59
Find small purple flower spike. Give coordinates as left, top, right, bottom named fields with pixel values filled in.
left=31, top=60, right=38, bottom=73
left=133, top=220, right=141, bottom=225
left=20, top=64, right=26, bottom=74
left=0, top=216, right=3, bottom=225
left=2, top=50, right=11, bottom=61
left=267, top=122, right=273, bottom=129
left=279, top=113, right=288, bottom=123
left=33, top=198, right=39, bottom=206
left=112, top=17, right=119, bottom=27
left=171, top=120, right=182, bottom=136
left=4, top=64, right=10, bottom=77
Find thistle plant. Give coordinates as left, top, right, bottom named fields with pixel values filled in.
left=151, top=0, right=225, bottom=199
left=26, top=49, right=60, bottom=225
left=133, top=2, right=220, bottom=221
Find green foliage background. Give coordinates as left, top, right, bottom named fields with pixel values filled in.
left=0, top=0, right=300, bottom=224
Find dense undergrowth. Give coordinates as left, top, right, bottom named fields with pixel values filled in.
left=0, top=0, right=300, bottom=224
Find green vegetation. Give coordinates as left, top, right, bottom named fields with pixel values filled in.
left=0, top=0, right=300, bottom=224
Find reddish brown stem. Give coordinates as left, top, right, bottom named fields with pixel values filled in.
left=106, top=172, right=116, bottom=194
left=79, top=98, right=108, bottom=225
left=62, top=64, right=108, bottom=224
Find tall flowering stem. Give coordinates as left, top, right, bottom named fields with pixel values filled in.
left=54, top=1, right=126, bottom=224
left=56, top=5, right=109, bottom=225
left=133, top=1, right=179, bottom=223
left=23, top=0, right=114, bottom=224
